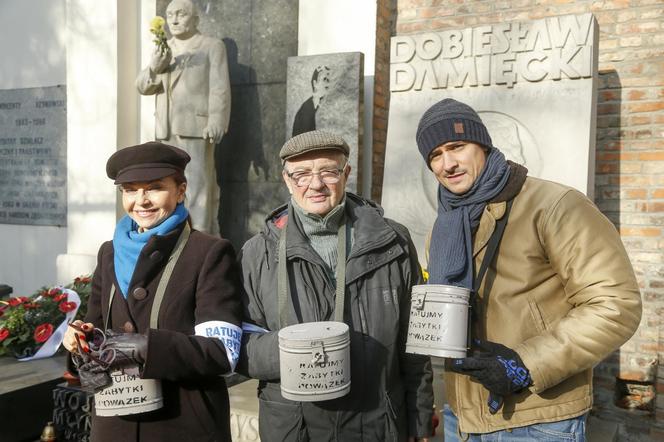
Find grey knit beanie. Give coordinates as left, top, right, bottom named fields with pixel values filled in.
left=416, top=98, right=493, bottom=165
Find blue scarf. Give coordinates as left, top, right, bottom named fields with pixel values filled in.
left=113, top=203, right=189, bottom=298
left=428, top=149, right=510, bottom=289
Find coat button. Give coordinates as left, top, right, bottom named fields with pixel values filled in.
left=132, top=287, right=147, bottom=300
left=123, top=321, right=135, bottom=333
left=149, top=251, right=163, bottom=262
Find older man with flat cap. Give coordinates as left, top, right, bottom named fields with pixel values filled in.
left=238, top=130, right=434, bottom=442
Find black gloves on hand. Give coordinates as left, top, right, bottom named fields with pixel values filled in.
left=102, top=332, right=148, bottom=370
left=70, top=330, right=149, bottom=391
left=77, top=360, right=113, bottom=392
left=450, top=340, right=531, bottom=414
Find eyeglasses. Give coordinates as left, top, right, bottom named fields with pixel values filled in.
left=286, top=164, right=346, bottom=187
left=119, top=185, right=168, bottom=197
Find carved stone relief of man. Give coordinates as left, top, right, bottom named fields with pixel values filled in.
left=136, top=0, right=231, bottom=235
left=291, top=65, right=331, bottom=137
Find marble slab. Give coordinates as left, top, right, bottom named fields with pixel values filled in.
left=0, top=85, right=67, bottom=226
left=286, top=52, right=364, bottom=191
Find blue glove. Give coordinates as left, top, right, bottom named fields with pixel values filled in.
left=450, top=340, right=531, bottom=414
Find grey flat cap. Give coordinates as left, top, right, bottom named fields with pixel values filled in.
left=279, top=130, right=350, bottom=163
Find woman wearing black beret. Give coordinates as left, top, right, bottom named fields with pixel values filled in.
left=63, top=141, right=242, bottom=441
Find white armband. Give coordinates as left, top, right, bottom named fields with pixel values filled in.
left=195, top=321, right=242, bottom=372
left=242, top=322, right=269, bottom=334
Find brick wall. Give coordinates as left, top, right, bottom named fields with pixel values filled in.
left=374, top=0, right=664, bottom=436
left=372, top=0, right=397, bottom=201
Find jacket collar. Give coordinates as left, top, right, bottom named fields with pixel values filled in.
left=263, top=193, right=398, bottom=262
left=473, top=162, right=527, bottom=257
left=473, top=202, right=506, bottom=258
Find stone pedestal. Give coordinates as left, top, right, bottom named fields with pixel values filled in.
left=228, top=379, right=261, bottom=441
left=0, top=355, right=67, bottom=441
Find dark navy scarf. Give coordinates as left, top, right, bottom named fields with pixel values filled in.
left=113, top=203, right=189, bottom=298
left=428, top=149, right=511, bottom=288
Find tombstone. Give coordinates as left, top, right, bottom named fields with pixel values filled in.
left=52, top=384, right=93, bottom=442
left=0, top=86, right=67, bottom=227
left=382, top=13, right=599, bottom=264
left=286, top=52, right=364, bottom=191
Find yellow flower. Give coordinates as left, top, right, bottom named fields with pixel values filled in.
left=149, top=16, right=169, bottom=55
left=149, top=16, right=165, bottom=34
left=422, top=268, right=429, bottom=282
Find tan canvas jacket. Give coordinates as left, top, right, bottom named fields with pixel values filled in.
left=439, top=177, right=641, bottom=433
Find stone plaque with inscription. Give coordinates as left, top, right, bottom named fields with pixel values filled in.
left=0, top=86, right=67, bottom=226
left=286, top=52, right=364, bottom=191
left=382, top=14, right=598, bottom=263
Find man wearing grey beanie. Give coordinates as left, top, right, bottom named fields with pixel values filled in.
left=417, top=98, right=641, bottom=440
left=237, top=130, right=434, bottom=441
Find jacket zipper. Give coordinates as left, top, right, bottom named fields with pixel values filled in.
left=358, top=297, right=369, bottom=335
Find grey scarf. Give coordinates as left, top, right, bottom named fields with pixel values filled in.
left=428, top=149, right=511, bottom=288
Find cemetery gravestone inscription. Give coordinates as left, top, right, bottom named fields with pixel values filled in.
left=0, top=86, right=67, bottom=226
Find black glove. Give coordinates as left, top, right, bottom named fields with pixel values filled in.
left=450, top=340, right=531, bottom=414
left=102, top=332, right=148, bottom=370
left=77, top=360, right=112, bottom=392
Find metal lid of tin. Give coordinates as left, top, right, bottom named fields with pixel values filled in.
left=278, top=321, right=349, bottom=349
left=412, top=284, right=470, bottom=298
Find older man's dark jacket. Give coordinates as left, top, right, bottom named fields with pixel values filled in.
left=85, top=222, right=243, bottom=442
left=238, top=193, right=434, bottom=442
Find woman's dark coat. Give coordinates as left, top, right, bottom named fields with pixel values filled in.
left=85, top=222, right=243, bottom=442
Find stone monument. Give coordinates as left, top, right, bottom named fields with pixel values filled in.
left=286, top=52, right=364, bottom=191
left=0, top=86, right=67, bottom=227
left=153, top=0, right=299, bottom=248
left=382, top=13, right=599, bottom=264
left=137, top=0, right=231, bottom=235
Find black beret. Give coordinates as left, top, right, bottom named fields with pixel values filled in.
left=106, top=141, right=191, bottom=184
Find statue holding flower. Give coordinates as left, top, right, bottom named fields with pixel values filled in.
left=149, top=16, right=169, bottom=55
left=136, top=0, right=231, bottom=235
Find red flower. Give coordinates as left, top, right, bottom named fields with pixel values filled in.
left=74, top=276, right=91, bottom=284
left=8, top=296, right=28, bottom=306
left=34, top=323, right=54, bottom=343
left=47, top=288, right=61, bottom=297
left=0, top=328, right=8, bottom=341
left=22, top=303, right=39, bottom=309
left=53, top=294, right=67, bottom=302
left=58, top=301, right=77, bottom=313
